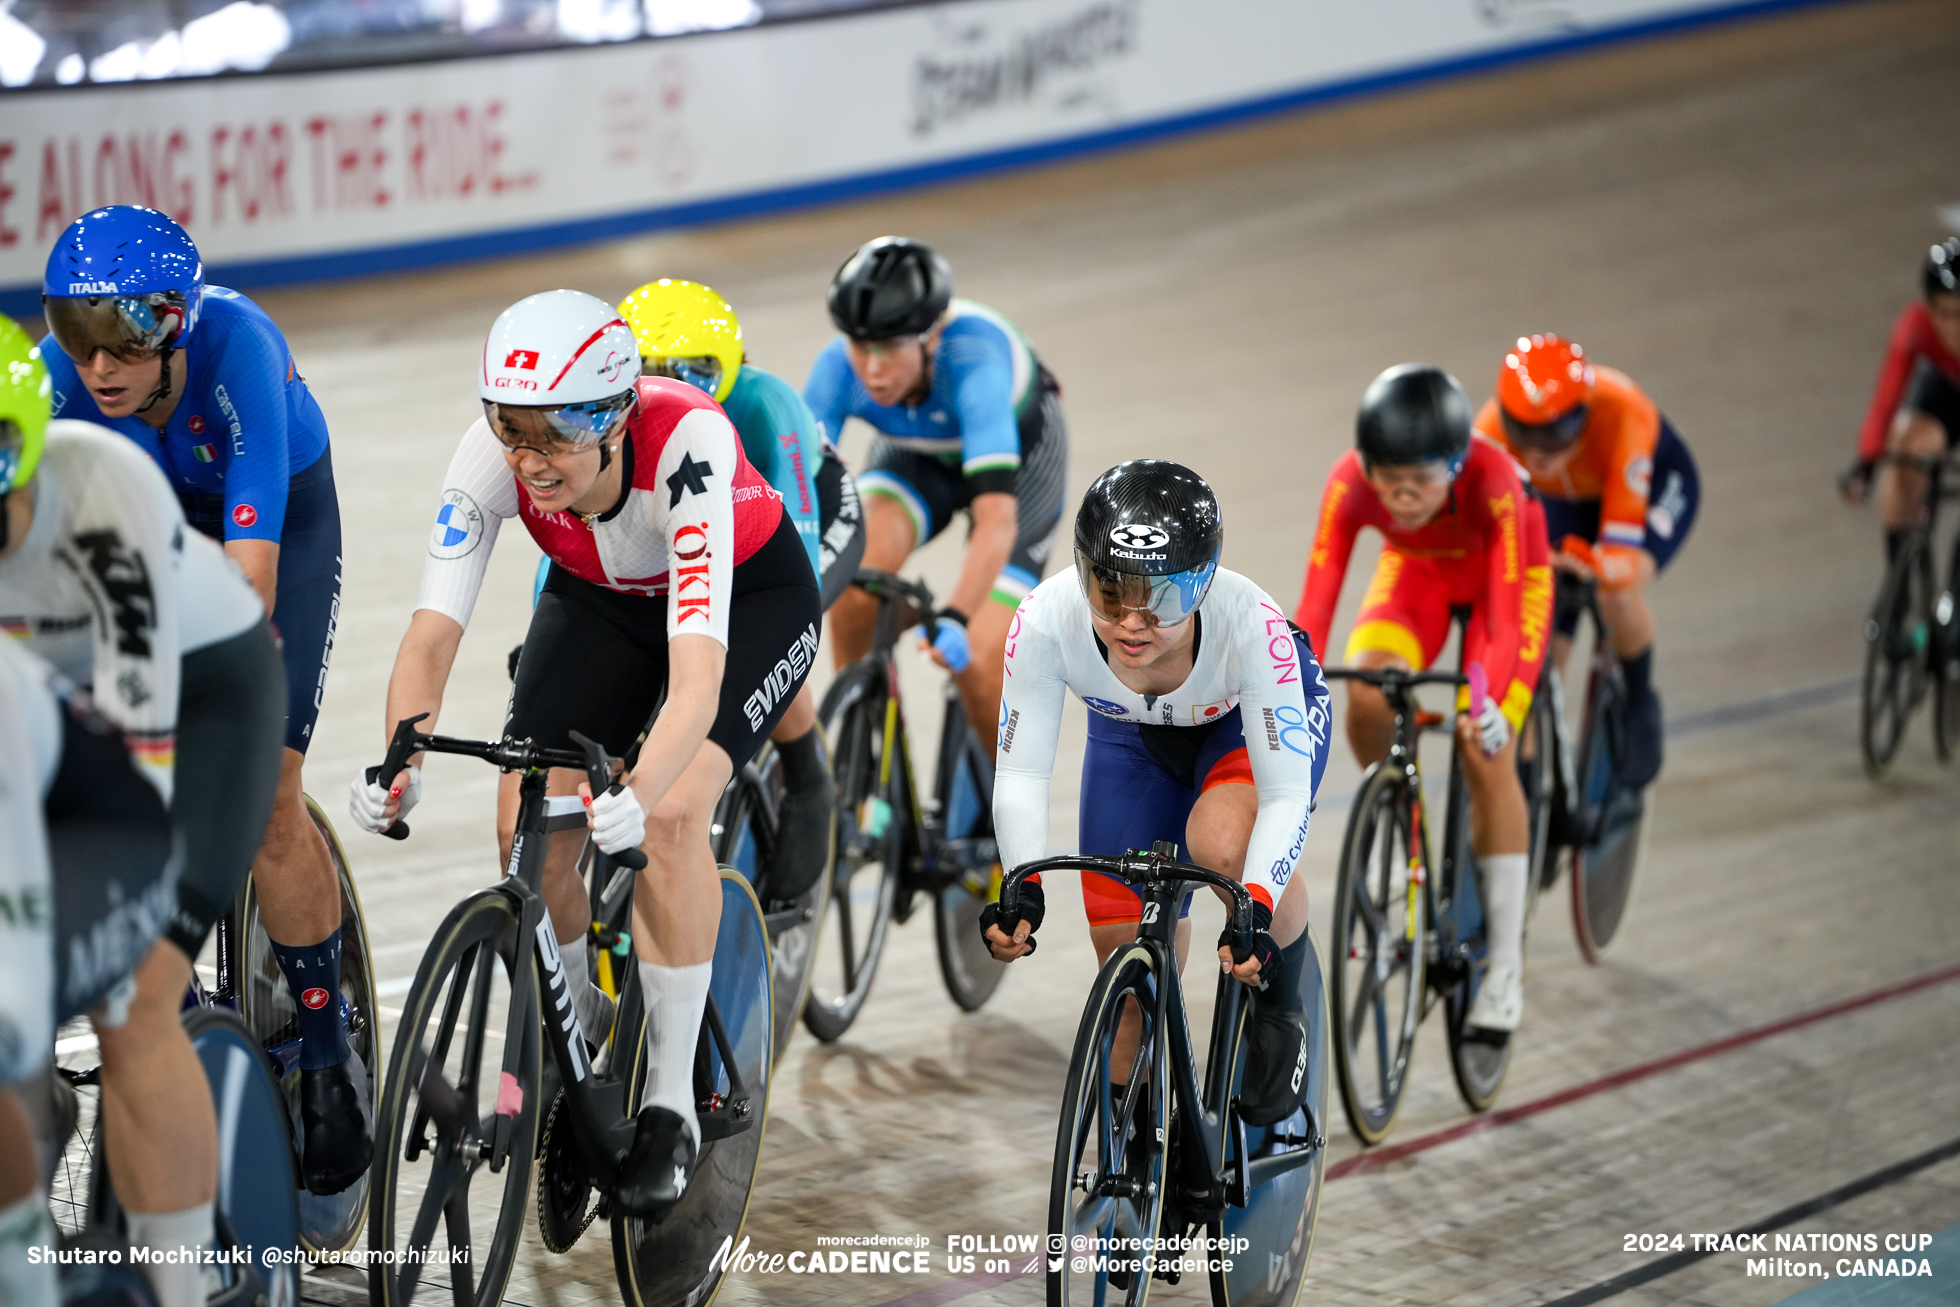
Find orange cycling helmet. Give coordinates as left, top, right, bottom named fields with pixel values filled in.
left=1496, top=333, right=1594, bottom=450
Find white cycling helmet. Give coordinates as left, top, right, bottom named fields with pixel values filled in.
left=480, top=290, right=640, bottom=446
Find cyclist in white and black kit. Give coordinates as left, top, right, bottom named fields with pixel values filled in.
left=984, top=461, right=1332, bottom=1124
left=349, top=291, right=819, bottom=1214
left=0, top=318, right=285, bottom=1307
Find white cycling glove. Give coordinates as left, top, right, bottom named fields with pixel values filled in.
left=1472, top=699, right=1510, bottom=757
left=588, top=784, right=647, bottom=855
left=348, top=763, right=420, bottom=834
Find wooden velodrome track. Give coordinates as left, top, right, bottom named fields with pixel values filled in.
left=263, top=2, right=1960, bottom=1301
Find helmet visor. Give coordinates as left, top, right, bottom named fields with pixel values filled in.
left=1501, top=404, right=1590, bottom=452
left=483, top=390, right=635, bottom=450
left=642, top=355, right=723, bottom=398
left=1075, top=549, right=1216, bottom=627
left=43, top=294, right=184, bottom=363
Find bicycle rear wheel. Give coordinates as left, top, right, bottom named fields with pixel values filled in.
left=933, top=685, right=1006, bottom=1012
left=1048, top=941, right=1169, bottom=1307
left=714, top=744, right=829, bottom=1066
left=1210, top=928, right=1329, bottom=1307
left=369, top=889, right=540, bottom=1307
left=1328, top=764, right=1425, bottom=1145
left=1569, top=652, right=1649, bottom=963
left=1935, top=536, right=1960, bottom=762
left=1862, top=533, right=1933, bottom=777
left=1517, top=674, right=1558, bottom=915
left=804, top=665, right=903, bottom=1042
left=613, top=870, right=773, bottom=1307
left=234, top=794, right=379, bottom=1253
left=1436, top=768, right=1512, bottom=1114
left=183, top=1006, right=303, bottom=1303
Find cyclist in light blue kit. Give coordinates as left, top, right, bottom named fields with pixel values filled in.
left=806, top=236, right=1067, bottom=754
left=39, top=206, right=367, bottom=1195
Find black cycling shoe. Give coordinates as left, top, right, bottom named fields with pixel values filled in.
left=612, top=1106, right=697, bottom=1218
left=299, top=1050, right=373, bottom=1196
left=1619, top=684, right=1664, bottom=790
left=1238, top=1003, right=1310, bottom=1128
left=763, top=730, right=834, bottom=903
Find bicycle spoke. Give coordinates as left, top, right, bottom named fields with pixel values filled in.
left=396, top=1147, right=459, bottom=1301
left=835, top=884, right=859, bottom=988
left=443, top=1185, right=476, bottom=1307
left=1346, top=960, right=1381, bottom=1053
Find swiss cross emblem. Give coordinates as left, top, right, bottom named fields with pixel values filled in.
left=504, top=349, right=540, bottom=370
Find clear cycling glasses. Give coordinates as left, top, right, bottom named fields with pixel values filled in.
left=1075, top=551, right=1218, bottom=627
left=642, top=355, right=723, bottom=398
left=1500, top=404, right=1590, bottom=453
left=43, top=293, right=187, bottom=363
left=483, top=390, right=636, bottom=452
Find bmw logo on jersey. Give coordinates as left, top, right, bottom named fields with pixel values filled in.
left=430, top=489, right=485, bottom=559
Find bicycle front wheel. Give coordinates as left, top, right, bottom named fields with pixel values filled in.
left=369, top=888, right=541, bottom=1307
left=1048, top=941, right=1169, bottom=1307
left=1862, top=532, right=1933, bottom=776
left=805, top=664, right=904, bottom=1042
left=1329, top=764, right=1425, bottom=1146
left=1936, top=536, right=1960, bottom=762
left=1570, top=654, right=1649, bottom=964
left=235, top=795, right=380, bottom=1253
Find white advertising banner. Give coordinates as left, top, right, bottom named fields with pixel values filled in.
left=0, top=0, right=1821, bottom=299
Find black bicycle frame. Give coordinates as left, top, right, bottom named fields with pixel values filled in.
left=370, top=716, right=759, bottom=1190
left=1003, top=850, right=1312, bottom=1212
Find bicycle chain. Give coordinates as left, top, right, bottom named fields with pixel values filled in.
left=535, top=1092, right=600, bottom=1253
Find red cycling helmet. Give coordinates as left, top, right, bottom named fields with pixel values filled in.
left=1495, top=333, right=1595, bottom=450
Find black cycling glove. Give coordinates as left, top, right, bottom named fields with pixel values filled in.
left=1839, top=458, right=1876, bottom=502
left=1220, top=900, right=1280, bottom=989
left=980, top=881, right=1045, bottom=957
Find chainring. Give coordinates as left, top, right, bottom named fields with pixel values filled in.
left=535, top=1090, right=599, bottom=1253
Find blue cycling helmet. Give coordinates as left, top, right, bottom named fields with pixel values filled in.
left=42, top=206, right=203, bottom=413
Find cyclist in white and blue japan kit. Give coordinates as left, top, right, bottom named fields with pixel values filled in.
left=620, top=278, right=864, bottom=904
left=39, top=206, right=367, bottom=1195
left=806, top=237, right=1066, bottom=754
left=986, top=461, right=1332, bottom=1127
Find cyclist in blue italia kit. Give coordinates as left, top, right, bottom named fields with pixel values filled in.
left=806, top=237, right=1067, bottom=753
left=39, top=206, right=367, bottom=1194
left=986, top=461, right=1332, bottom=1125
left=621, top=278, right=865, bottom=902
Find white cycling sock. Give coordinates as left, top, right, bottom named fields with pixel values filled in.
left=1482, top=854, right=1529, bottom=972
left=635, top=959, right=712, bottom=1152
left=561, top=935, right=610, bottom=1039
left=125, top=1201, right=214, bottom=1307
left=0, top=1190, right=57, bottom=1307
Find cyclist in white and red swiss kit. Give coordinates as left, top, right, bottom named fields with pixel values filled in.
left=985, top=461, right=1331, bottom=1127
left=348, top=291, right=819, bottom=1215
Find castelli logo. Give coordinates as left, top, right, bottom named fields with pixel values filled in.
left=301, top=987, right=330, bottom=1010
left=188, top=415, right=204, bottom=434
left=232, top=503, right=258, bottom=528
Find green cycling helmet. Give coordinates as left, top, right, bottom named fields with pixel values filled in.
left=0, top=314, right=51, bottom=497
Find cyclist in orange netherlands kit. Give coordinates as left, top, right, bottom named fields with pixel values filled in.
left=1296, top=365, right=1551, bottom=1032
left=1474, top=334, right=1699, bottom=790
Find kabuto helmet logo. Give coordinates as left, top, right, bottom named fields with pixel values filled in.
left=1109, top=523, right=1170, bottom=551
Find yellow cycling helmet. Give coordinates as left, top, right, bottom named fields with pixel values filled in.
left=0, top=314, right=51, bottom=498
left=619, top=279, right=743, bottom=403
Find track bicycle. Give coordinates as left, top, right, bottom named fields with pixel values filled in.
left=804, top=567, right=1005, bottom=1040
left=1324, top=658, right=1533, bottom=1146
left=49, top=794, right=377, bottom=1256
left=365, top=716, right=772, bottom=1307
left=1859, top=451, right=1960, bottom=775
left=1006, top=846, right=1328, bottom=1307
left=49, top=1004, right=301, bottom=1307
left=711, top=737, right=831, bottom=1064
left=1538, top=570, right=1653, bottom=962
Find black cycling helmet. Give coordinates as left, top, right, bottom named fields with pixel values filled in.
left=1355, top=363, right=1473, bottom=477
left=1073, top=460, right=1222, bottom=625
left=1925, top=237, right=1960, bottom=299
left=827, top=236, right=953, bottom=340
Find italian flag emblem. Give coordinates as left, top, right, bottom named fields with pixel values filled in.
left=192, top=443, right=217, bottom=463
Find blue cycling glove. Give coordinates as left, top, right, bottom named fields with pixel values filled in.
left=925, top=608, right=972, bottom=673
